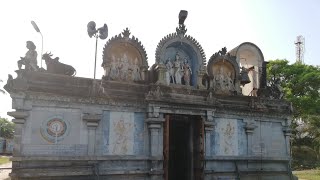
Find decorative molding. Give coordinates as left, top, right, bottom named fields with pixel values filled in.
left=244, top=122, right=256, bottom=134
left=282, top=126, right=292, bottom=136
left=206, top=92, right=222, bottom=106
left=146, top=86, right=163, bottom=100
left=7, top=111, right=29, bottom=120
left=206, top=109, right=216, bottom=121
left=83, top=113, right=102, bottom=127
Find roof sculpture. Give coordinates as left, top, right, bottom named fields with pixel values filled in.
left=154, top=10, right=206, bottom=88
left=101, top=28, right=148, bottom=82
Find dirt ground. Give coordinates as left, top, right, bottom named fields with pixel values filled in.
left=0, top=161, right=11, bottom=180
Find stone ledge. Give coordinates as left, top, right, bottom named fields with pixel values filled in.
left=11, top=155, right=163, bottom=161
left=11, top=169, right=158, bottom=178
left=205, top=155, right=290, bottom=161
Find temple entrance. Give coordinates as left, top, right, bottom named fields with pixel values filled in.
left=163, top=114, right=204, bottom=180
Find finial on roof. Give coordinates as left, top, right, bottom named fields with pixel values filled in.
left=122, top=28, right=131, bottom=38
left=178, top=10, right=188, bottom=25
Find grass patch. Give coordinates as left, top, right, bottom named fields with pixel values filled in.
left=293, top=169, right=320, bottom=180
left=0, top=156, right=10, bottom=165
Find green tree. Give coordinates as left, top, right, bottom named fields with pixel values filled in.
left=0, top=118, right=14, bottom=139
left=267, top=59, right=320, bottom=169
left=0, top=79, right=5, bottom=94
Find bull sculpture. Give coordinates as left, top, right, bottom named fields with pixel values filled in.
left=42, top=52, right=76, bottom=76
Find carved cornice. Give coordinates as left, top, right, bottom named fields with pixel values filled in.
left=83, top=113, right=102, bottom=127
left=283, top=126, right=292, bottom=136
left=244, top=122, right=257, bottom=134
left=6, top=71, right=292, bottom=118
left=7, top=111, right=29, bottom=119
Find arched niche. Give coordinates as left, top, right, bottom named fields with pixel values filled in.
left=154, top=33, right=206, bottom=88
left=207, top=50, right=241, bottom=95
left=102, top=28, right=148, bottom=82
left=229, top=42, right=264, bottom=96
left=163, top=42, right=198, bottom=86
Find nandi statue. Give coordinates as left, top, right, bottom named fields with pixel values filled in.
left=42, top=52, right=76, bottom=76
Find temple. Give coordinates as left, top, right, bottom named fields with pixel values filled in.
left=5, top=11, right=293, bottom=180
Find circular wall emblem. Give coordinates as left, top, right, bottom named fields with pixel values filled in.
left=40, top=116, right=70, bottom=143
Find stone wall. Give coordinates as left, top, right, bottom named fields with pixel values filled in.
left=5, top=71, right=293, bottom=180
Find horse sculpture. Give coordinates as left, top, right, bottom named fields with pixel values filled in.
left=42, top=52, right=76, bottom=76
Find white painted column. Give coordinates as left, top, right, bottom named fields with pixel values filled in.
left=8, top=111, right=29, bottom=156
left=245, top=122, right=256, bottom=155
left=283, top=126, right=292, bottom=156
left=83, top=114, right=101, bottom=155
left=204, top=110, right=216, bottom=156
left=146, top=117, right=164, bottom=157
left=146, top=117, right=164, bottom=180
left=204, top=121, right=215, bottom=156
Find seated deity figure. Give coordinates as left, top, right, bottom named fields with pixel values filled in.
left=225, top=72, right=235, bottom=91
left=214, top=66, right=235, bottom=94
left=182, top=58, right=192, bottom=86
left=18, top=41, right=38, bottom=71
left=173, top=52, right=182, bottom=84
left=165, top=58, right=174, bottom=85
left=213, top=66, right=225, bottom=92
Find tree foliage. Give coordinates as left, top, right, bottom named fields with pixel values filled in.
left=0, top=79, right=5, bottom=94
left=267, top=60, right=320, bottom=118
left=267, top=59, right=320, bottom=169
left=0, top=117, right=14, bottom=139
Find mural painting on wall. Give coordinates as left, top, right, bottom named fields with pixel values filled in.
left=40, top=116, right=70, bottom=144
left=165, top=51, right=192, bottom=86
left=216, top=119, right=238, bottom=156
left=109, top=112, right=134, bottom=155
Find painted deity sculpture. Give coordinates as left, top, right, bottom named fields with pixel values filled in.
left=132, top=58, right=141, bottom=81
left=213, top=66, right=235, bottom=94
left=107, top=53, right=143, bottom=82
left=182, top=58, right=192, bottom=86
left=165, top=58, right=174, bottom=85
left=225, top=72, right=235, bottom=91
left=120, top=54, right=129, bottom=81
left=173, top=52, right=182, bottom=84
left=109, top=55, right=119, bottom=80
left=18, top=41, right=38, bottom=71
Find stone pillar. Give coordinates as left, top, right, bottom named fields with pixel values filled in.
left=204, top=121, right=215, bottom=156
left=197, top=69, right=206, bottom=89
left=155, top=63, right=166, bottom=85
left=204, top=110, right=216, bottom=156
left=245, top=122, right=256, bottom=155
left=283, top=126, right=292, bottom=156
left=146, top=117, right=164, bottom=180
left=146, top=117, right=164, bottom=157
left=83, top=114, right=101, bottom=155
left=7, top=111, right=29, bottom=156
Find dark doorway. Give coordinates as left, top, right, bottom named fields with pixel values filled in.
left=164, top=114, right=204, bottom=180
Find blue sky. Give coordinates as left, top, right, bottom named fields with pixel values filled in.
left=0, top=0, right=319, bottom=118
left=245, top=0, right=319, bottom=65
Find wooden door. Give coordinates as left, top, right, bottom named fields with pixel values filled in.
left=163, top=114, right=170, bottom=180
left=194, top=117, right=205, bottom=180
